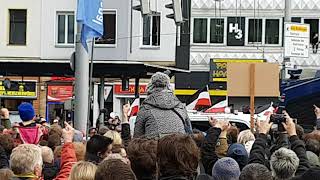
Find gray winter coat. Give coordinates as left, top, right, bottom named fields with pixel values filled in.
left=133, top=90, right=192, bottom=139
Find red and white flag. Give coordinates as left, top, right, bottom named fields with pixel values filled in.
left=205, top=100, right=228, bottom=113
left=187, top=86, right=212, bottom=110
left=128, top=98, right=140, bottom=117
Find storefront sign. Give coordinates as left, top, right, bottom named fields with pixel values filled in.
left=47, top=85, right=73, bottom=102
left=51, top=77, right=75, bottom=81
left=0, top=80, right=37, bottom=98
left=209, top=59, right=264, bottom=82
left=114, top=84, right=147, bottom=95
left=227, top=17, right=245, bottom=46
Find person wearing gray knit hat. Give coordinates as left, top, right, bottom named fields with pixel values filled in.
left=306, top=151, right=320, bottom=167
left=134, top=71, right=192, bottom=139
left=211, top=157, right=241, bottom=180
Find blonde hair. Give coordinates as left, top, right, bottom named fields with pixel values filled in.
left=41, top=146, right=54, bottom=163
left=0, top=169, right=14, bottom=180
left=73, top=142, right=86, bottom=161
left=237, top=130, right=255, bottom=145
left=104, top=131, right=122, bottom=145
left=69, top=161, right=97, bottom=180
left=10, top=144, right=43, bottom=175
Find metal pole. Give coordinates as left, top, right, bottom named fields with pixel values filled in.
left=99, top=77, right=105, bottom=125
left=282, top=0, right=291, bottom=80
left=250, top=64, right=256, bottom=131
left=74, top=23, right=89, bottom=133
left=86, top=38, right=95, bottom=140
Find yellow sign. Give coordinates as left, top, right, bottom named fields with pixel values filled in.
left=210, top=59, right=264, bottom=82
left=290, top=26, right=308, bottom=32
left=0, top=80, right=37, bottom=98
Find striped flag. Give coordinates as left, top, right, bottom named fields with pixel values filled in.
left=128, top=98, right=140, bottom=117
left=186, top=86, right=212, bottom=110
left=205, top=100, right=228, bottom=113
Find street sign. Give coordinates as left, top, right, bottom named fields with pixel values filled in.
left=284, top=23, right=310, bottom=58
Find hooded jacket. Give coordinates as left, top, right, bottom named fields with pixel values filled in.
left=134, top=90, right=192, bottom=139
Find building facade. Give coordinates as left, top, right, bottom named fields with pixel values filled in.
left=0, top=0, right=178, bottom=121
left=176, top=0, right=320, bottom=109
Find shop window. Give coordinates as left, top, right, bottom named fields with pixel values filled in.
left=142, top=14, right=161, bottom=46
left=56, top=12, right=75, bottom=45
left=210, top=18, right=224, bottom=44
left=265, top=19, right=280, bottom=45
left=248, top=19, right=262, bottom=43
left=193, top=18, right=207, bottom=43
left=9, top=9, right=27, bottom=45
left=95, top=10, right=116, bottom=45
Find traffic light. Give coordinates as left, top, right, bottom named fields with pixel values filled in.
left=132, top=0, right=151, bottom=15
left=165, top=0, right=183, bottom=24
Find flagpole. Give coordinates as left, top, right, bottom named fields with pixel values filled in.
left=86, top=38, right=95, bottom=140
left=74, top=23, right=90, bottom=133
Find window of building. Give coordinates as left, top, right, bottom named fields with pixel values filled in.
left=265, top=19, right=280, bottom=44
left=56, top=12, right=75, bottom=45
left=142, top=14, right=161, bottom=46
left=193, top=18, right=207, bottom=43
left=303, top=19, right=319, bottom=43
left=9, top=9, right=27, bottom=45
left=210, top=18, right=224, bottom=44
left=95, top=10, right=116, bottom=45
left=291, top=17, right=302, bottom=23
left=248, top=19, right=262, bottom=43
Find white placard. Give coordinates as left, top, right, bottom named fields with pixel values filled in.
left=284, top=23, right=310, bottom=58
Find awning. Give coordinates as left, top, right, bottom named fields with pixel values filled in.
left=0, top=59, right=190, bottom=78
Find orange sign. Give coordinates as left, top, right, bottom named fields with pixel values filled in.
left=114, top=84, right=147, bottom=95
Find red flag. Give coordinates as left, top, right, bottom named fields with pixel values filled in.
left=128, top=98, right=140, bottom=117
left=187, top=86, right=211, bottom=110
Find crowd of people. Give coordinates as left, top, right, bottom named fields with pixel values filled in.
left=0, top=71, right=319, bottom=180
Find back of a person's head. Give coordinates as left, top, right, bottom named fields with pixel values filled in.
left=305, top=139, right=320, bottom=155
left=49, top=124, right=63, bottom=137
left=86, top=135, right=113, bottom=154
left=127, top=138, right=157, bottom=179
left=95, top=159, right=136, bottom=180
left=104, top=130, right=122, bottom=145
left=73, top=142, right=86, bottom=161
left=41, top=146, right=54, bottom=163
left=157, top=133, right=199, bottom=178
left=69, top=161, right=97, bottom=180
left=306, top=151, right=320, bottom=167
left=227, top=126, right=239, bottom=144
left=237, top=130, right=255, bottom=144
left=10, top=144, right=43, bottom=175
left=98, top=126, right=109, bottom=135
left=0, top=169, right=14, bottom=180
left=48, top=133, right=62, bottom=151
left=191, top=129, right=205, bottom=148
left=240, top=163, right=272, bottom=180
left=0, top=134, right=14, bottom=154
left=227, top=143, right=248, bottom=170
left=53, top=145, right=62, bottom=159
left=270, top=147, right=299, bottom=179
left=18, top=102, right=35, bottom=121
left=212, top=157, right=241, bottom=180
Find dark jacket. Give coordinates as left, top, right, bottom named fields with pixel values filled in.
left=249, top=134, right=310, bottom=176
left=42, top=162, right=59, bottom=180
left=121, top=123, right=131, bottom=147
left=200, top=127, right=221, bottom=176
left=134, top=90, right=192, bottom=139
left=0, top=145, right=9, bottom=169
